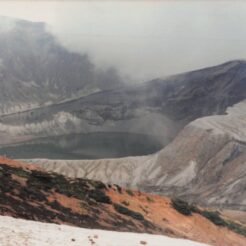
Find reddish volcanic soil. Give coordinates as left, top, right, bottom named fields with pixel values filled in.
left=0, top=156, right=39, bottom=170
left=106, top=189, right=246, bottom=246
left=0, top=156, right=245, bottom=246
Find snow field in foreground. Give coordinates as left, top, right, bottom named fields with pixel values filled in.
left=0, top=215, right=210, bottom=246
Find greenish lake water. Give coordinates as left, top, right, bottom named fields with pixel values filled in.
left=0, top=132, right=162, bottom=160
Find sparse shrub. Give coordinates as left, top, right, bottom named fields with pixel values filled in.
left=2, top=164, right=30, bottom=178
left=171, top=198, right=193, bottom=216
left=48, top=200, right=72, bottom=214
left=200, top=209, right=246, bottom=237
left=91, top=181, right=107, bottom=190
left=146, top=196, right=154, bottom=203
left=126, top=189, right=134, bottom=196
left=89, top=190, right=112, bottom=204
left=171, top=197, right=246, bottom=238
left=29, top=172, right=54, bottom=190
left=201, top=210, right=226, bottom=226
left=31, top=172, right=52, bottom=182
left=226, top=221, right=246, bottom=237
left=189, top=204, right=201, bottom=214
left=121, top=200, right=130, bottom=206
left=12, top=168, right=30, bottom=178
left=113, top=203, right=144, bottom=221
left=139, top=205, right=148, bottom=214
left=115, top=184, right=122, bottom=193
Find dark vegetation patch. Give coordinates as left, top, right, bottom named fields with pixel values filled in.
left=171, top=198, right=246, bottom=237
left=88, top=190, right=112, bottom=204
left=146, top=196, right=154, bottom=203
left=114, top=184, right=122, bottom=193
left=139, top=205, right=148, bottom=214
left=126, top=189, right=134, bottom=196
left=113, top=203, right=144, bottom=221
left=171, top=198, right=194, bottom=216
left=201, top=210, right=226, bottom=226
left=200, top=210, right=246, bottom=237
left=121, top=200, right=130, bottom=206
left=0, top=163, right=159, bottom=234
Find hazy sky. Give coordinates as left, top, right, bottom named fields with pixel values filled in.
left=0, top=1, right=246, bottom=82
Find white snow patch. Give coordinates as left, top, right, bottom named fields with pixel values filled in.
left=0, top=215, right=210, bottom=246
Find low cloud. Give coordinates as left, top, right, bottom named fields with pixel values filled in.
left=0, top=1, right=246, bottom=82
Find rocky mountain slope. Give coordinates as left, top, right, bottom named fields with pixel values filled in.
left=0, top=16, right=123, bottom=116
left=0, top=156, right=246, bottom=246
left=27, top=100, right=246, bottom=210
left=1, top=60, right=246, bottom=148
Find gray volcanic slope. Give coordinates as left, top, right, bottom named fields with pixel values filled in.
left=1, top=60, right=246, bottom=147
left=0, top=16, right=123, bottom=116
